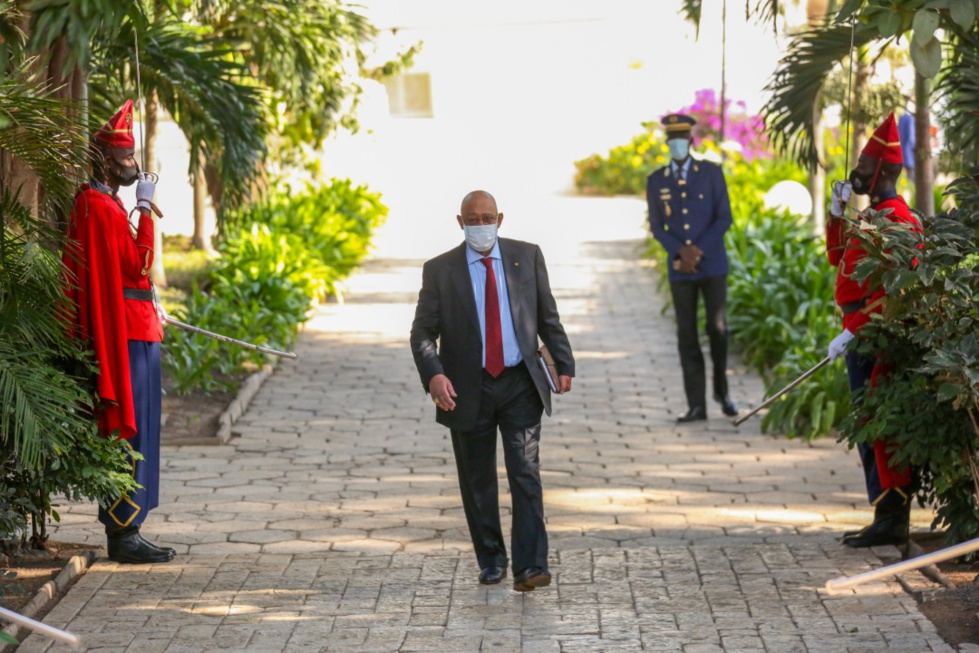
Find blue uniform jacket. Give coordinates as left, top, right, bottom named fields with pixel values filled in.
left=646, top=158, right=733, bottom=282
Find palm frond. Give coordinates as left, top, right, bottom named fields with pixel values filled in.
left=202, top=0, right=375, bottom=151
left=0, top=59, right=90, bottom=222
left=679, top=0, right=703, bottom=36
left=762, top=21, right=877, bottom=169
left=934, top=34, right=979, bottom=172
left=87, top=17, right=268, bottom=212
left=746, top=0, right=779, bottom=31
left=24, top=0, right=138, bottom=74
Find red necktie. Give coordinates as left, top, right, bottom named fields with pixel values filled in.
left=481, top=258, right=505, bottom=377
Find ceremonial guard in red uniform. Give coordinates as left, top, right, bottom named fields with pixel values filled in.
left=826, top=112, right=920, bottom=547
left=63, top=100, right=175, bottom=564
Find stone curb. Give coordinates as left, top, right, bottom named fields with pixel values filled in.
left=1, top=549, right=97, bottom=651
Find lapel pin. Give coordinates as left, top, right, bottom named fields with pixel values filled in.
left=514, top=262, right=519, bottom=267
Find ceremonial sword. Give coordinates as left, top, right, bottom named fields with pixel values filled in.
left=162, top=314, right=298, bottom=360
left=732, top=357, right=830, bottom=426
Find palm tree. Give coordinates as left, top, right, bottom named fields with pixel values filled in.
left=765, top=1, right=979, bottom=216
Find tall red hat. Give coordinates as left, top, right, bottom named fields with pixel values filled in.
left=860, top=111, right=903, bottom=165
left=94, top=100, right=135, bottom=149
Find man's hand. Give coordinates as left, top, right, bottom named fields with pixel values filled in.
left=828, top=328, right=855, bottom=361
left=557, top=375, right=573, bottom=394
left=135, top=173, right=156, bottom=212
left=678, top=244, right=703, bottom=274
left=830, top=180, right=852, bottom=218
left=428, top=373, right=457, bottom=411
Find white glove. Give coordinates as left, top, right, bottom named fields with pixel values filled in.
left=828, top=328, right=855, bottom=361
left=830, top=180, right=852, bottom=218
left=135, top=173, right=156, bottom=212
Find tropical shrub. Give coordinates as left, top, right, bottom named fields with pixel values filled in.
left=162, top=178, right=388, bottom=394
left=839, top=175, right=979, bottom=543
left=575, top=127, right=669, bottom=196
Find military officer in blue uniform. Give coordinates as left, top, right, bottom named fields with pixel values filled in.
left=647, top=113, right=737, bottom=422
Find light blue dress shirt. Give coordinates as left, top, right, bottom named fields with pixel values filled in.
left=671, top=157, right=692, bottom=180
left=466, top=241, right=522, bottom=368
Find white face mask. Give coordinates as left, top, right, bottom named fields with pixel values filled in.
left=464, top=224, right=498, bottom=252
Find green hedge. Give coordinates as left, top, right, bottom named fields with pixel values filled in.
left=163, top=178, right=388, bottom=394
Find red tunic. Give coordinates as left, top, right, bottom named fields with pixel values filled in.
left=63, top=184, right=162, bottom=440
left=827, top=195, right=920, bottom=332
left=827, top=194, right=920, bottom=489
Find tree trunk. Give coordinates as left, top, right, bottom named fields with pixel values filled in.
left=144, top=89, right=167, bottom=287
left=913, top=72, right=934, bottom=216
left=192, top=150, right=209, bottom=251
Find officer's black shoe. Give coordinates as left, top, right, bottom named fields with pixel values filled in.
left=106, top=524, right=175, bottom=564
left=677, top=406, right=707, bottom=423
left=842, top=504, right=910, bottom=548
left=715, top=395, right=738, bottom=417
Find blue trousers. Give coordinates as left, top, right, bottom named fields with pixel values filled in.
left=844, top=351, right=908, bottom=508
left=99, top=341, right=161, bottom=528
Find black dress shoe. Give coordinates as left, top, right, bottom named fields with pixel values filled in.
left=513, top=567, right=551, bottom=592
left=478, top=566, right=506, bottom=585
left=842, top=504, right=910, bottom=548
left=106, top=525, right=175, bottom=564
left=677, top=406, right=707, bottom=423
left=715, top=395, right=738, bottom=417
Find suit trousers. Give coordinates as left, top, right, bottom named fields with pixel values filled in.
left=450, top=364, right=547, bottom=574
left=669, top=274, right=729, bottom=409
left=844, top=351, right=910, bottom=508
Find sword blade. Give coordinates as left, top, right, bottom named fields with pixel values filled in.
left=733, top=357, right=831, bottom=426
left=0, top=605, right=80, bottom=647
left=164, top=316, right=298, bottom=360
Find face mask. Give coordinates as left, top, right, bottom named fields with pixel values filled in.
left=667, top=139, right=690, bottom=161
left=109, top=153, right=138, bottom=187
left=464, top=224, right=498, bottom=252
left=848, top=168, right=874, bottom=196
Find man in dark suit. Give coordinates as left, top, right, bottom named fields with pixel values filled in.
left=410, top=190, right=574, bottom=592
left=647, top=113, right=737, bottom=423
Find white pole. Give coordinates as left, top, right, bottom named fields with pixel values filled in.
left=0, top=605, right=80, bottom=647
left=826, top=536, right=979, bottom=592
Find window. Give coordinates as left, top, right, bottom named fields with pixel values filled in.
left=381, top=73, right=433, bottom=118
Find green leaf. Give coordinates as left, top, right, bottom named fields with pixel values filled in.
left=950, top=0, right=976, bottom=28
left=877, top=10, right=903, bottom=37
left=913, top=8, right=941, bottom=44
left=911, top=35, right=943, bottom=77
left=836, top=0, right=866, bottom=24
left=936, top=382, right=962, bottom=402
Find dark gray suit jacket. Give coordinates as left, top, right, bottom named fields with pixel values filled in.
left=410, top=238, right=575, bottom=432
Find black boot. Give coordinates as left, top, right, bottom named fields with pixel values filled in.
left=842, top=503, right=910, bottom=548
left=106, top=524, right=175, bottom=564
left=136, top=532, right=177, bottom=559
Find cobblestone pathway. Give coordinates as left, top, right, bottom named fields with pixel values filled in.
left=24, top=196, right=950, bottom=652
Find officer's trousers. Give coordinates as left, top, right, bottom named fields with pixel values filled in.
left=670, top=274, right=729, bottom=410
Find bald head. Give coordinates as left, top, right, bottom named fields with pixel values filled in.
left=460, top=190, right=497, bottom=215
